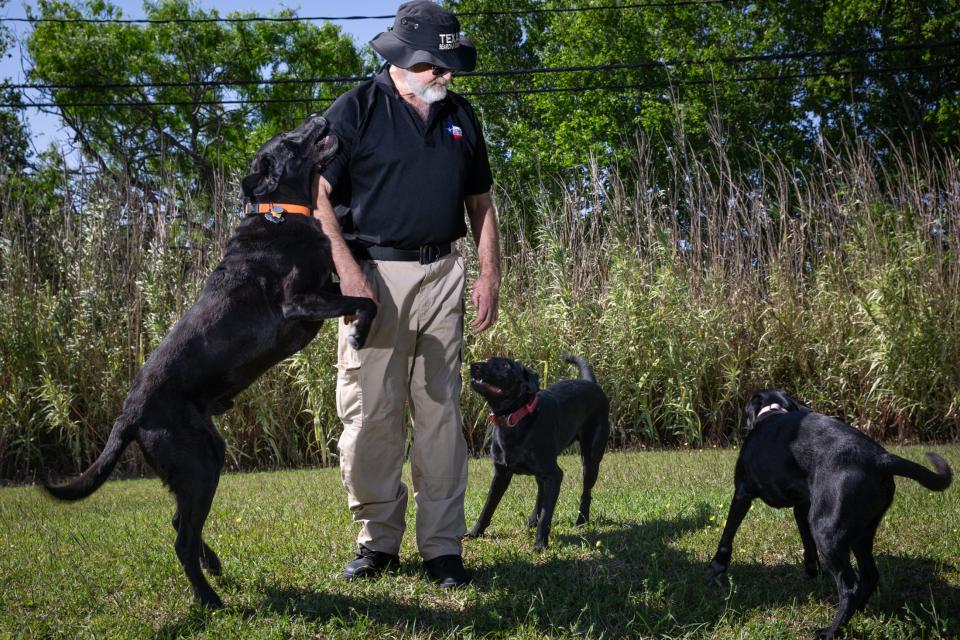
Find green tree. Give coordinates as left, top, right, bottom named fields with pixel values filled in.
left=0, top=0, right=29, bottom=173
left=450, top=0, right=959, bottom=180
left=784, top=0, right=960, bottom=149
left=27, top=0, right=368, bottom=198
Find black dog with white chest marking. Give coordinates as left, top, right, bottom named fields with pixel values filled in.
left=706, top=388, right=952, bottom=639
left=44, top=114, right=376, bottom=608
left=465, top=355, right=610, bottom=550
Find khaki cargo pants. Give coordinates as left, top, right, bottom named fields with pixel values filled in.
left=335, top=253, right=468, bottom=561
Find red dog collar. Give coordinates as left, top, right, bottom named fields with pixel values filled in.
left=490, top=395, right=539, bottom=428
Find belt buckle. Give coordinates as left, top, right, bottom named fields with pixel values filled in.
left=419, top=245, right=439, bottom=265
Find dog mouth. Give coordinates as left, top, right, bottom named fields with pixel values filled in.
left=471, top=378, right=503, bottom=395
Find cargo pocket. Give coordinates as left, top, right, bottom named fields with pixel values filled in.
left=335, top=260, right=379, bottom=425
left=336, top=317, right=364, bottom=425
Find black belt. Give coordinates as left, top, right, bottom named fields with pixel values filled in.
left=352, top=243, right=452, bottom=265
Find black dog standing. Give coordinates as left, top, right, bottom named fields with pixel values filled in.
left=706, top=388, right=952, bottom=640
left=466, top=355, right=610, bottom=550
left=44, top=115, right=377, bottom=608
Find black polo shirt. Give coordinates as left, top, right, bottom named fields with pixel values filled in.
left=321, top=67, right=493, bottom=250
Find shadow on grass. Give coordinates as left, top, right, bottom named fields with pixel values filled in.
left=162, top=504, right=958, bottom=638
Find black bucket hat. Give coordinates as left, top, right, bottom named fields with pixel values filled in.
left=370, top=1, right=477, bottom=72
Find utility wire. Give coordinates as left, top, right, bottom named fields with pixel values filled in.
left=0, top=1, right=737, bottom=25
left=465, top=63, right=956, bottom=96
left=7, top=40, right=957, bottom=92
left=3, top=63, right=948, bottom=109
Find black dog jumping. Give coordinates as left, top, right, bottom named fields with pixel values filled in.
left=465, top=355, right=610, bottom=550
left=44, top=114, right=376, bottom=608
left=706, top=388, right=952, bottom=639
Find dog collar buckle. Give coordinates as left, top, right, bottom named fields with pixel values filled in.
left=264, top=205, right=286, bottom=224
left=491, top=394, right=539, bottom=428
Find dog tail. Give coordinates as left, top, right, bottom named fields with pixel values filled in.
left=43, top=419, right=134, bottom=501
left=879, top=452, right=952, bottom=492
left=563, top=354, right=596, bottom=383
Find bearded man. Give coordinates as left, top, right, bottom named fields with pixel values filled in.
left=311, top=0, right=501, bottom=588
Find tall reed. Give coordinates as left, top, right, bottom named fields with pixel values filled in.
left=2, top=127, right=958, bottom=480
left=466, top=131, right=960, bottom=449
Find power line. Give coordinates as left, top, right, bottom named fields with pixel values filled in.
left=464, top=63, right=956, bottom=96
left=11, top=96, right=339, bottom=108
left=3, top=63, right=948, bottom=109
left=458, top=0, right=734, bottom=16
left=8, top=40, right=957, bottom=93
left=0, top=1, right=736, bottom=25
left=0, top=13, right=394, bottom=24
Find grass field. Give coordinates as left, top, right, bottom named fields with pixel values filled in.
left=2, top=446, right=958, bottom=639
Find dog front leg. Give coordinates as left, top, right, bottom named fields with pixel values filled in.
left=705, top=490, right=753, bottom=586
left=464, top=465, right=513, bottom=539
left=281, top=294, right=377, bottom=348
left=533, top=466, right=564, bottom=552
left=793, top=502, right=820, bottom=577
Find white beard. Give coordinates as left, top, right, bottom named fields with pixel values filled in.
left=403, top=69, right=448, bottom=104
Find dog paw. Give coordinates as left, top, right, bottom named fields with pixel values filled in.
left=347, top=326, right=365, bottom=350
left=804, top=560, right=820, bottom=578
left=533, top=541, right=548, bottom=553
left=461, top=531, right=482, bottom=541
left=197, top=590, right=224, bottom=609
left=814, top=626, right=835, bottom=640
left=526, top=515, right=539, bottom=528
left=201, top=553, right=222, bottom=576
left=704, top=562, right=728, bottom=587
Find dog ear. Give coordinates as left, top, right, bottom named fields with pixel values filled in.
left=240, top=170, right=263, bottom=200
left=313, top=133, right=339, bottom=173
left=247, top=154, right=282, bottom=198
left=784, top=392, right=812, bottom=413
left=521, top=364, right=540, bottom=395
left=744, top=391, right=763, bottom=431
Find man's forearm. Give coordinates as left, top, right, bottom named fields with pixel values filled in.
left=467, top=192, right=501, bottom=281
left=465, top=191, right=501, bottom=331
left=312, top=176, right=364, bottom=282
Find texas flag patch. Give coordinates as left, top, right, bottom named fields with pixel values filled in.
left=445, top=120, right=463, bottom=141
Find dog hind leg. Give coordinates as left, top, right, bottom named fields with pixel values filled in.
left=164, top=427, right=223, bottom=609
left=172, top=510, right=222, bottom=576
left=172, top=477, right=222, bottom=608
left=527, top=479, right=544, bottom=528
left=850, top=512, right=885, bottom=613
left=576, top=413, right=610, bottom=526
left=813, top=533, right=858, bottom=640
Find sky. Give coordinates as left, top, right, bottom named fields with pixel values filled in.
left=0, top=0, right=403, bottom=155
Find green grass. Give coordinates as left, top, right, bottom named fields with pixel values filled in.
left=2, top=447, right=958, bottom=639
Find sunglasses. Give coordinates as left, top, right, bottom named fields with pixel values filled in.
left=428, top=64, right=453, bottom=77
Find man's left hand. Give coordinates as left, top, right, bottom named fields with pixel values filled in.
left=470, top=272, right=500, bottom=332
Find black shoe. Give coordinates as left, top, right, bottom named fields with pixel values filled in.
left=423, top=554, right=471, bottom=588
left=343, top=544, right=399, bottom=580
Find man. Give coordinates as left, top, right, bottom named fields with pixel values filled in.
left=312, top=0, right=500, bottom=588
